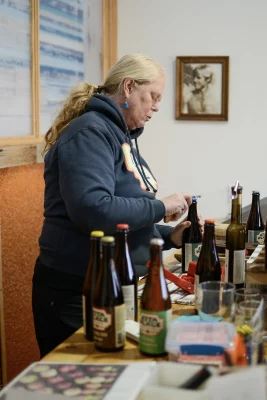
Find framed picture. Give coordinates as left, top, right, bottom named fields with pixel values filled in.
left=176, top=56, right=229, bottom=121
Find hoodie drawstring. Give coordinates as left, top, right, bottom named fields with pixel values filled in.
left=126, top=130, right=157, bottom=193
left=134, top=139, right=157, bottom=193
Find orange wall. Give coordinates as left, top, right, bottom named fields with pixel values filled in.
left=0, top=164, right=44, bottom=381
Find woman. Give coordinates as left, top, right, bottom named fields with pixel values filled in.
left=32, top=54, right=193, bottom=357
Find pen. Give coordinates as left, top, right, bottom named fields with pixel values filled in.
left=179, top=367, right=212, bottom=390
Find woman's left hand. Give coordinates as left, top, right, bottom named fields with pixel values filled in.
left=170, top=213, right=204, bottom=247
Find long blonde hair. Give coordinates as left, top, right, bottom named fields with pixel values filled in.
left=44, top=54, right=164, bottom=153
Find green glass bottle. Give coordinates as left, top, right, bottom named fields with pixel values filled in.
left=182, top=197, right=203, bottom=273
left=195, top=219, right=221, bottom=288
left=139, top=238, right=172, bottom=357
left=225, top=185, right=246, bottom=289
left=246, top=191, right=265, bottom=245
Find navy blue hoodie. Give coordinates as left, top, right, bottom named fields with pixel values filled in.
left=39, top=94, right=175, bottom=277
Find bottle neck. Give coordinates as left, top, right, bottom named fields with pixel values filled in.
left=101, top=244, right=115, bottom=272
left=188, top=202, right=198, bottom=222
left=150, top=245, right=163, bottom=270
left=202, top=224, right=215, bottom=247
left=116, top=231, right=127, bottom=254
left=89, top=238, right=101, bottom=267
left=231, top=193, right=242, bottom=224
left=251, top=194, right=260, bottom=211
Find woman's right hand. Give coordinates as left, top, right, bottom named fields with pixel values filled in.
left=161, top=192, right=192, bottom=223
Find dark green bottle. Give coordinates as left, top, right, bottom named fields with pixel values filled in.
left=246, top=191, right=265, bottom=245
left=225, top=185, right=246, bottom=289
left=195, top=219, right=221, bottom=288
left=83, top=230, right=104, bottom=341
left=182, top=197, right=202, bottom=273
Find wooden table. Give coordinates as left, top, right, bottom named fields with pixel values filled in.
left=42, top=249, right=267, bottom=364
left=43, top=251, right=193, bottom=363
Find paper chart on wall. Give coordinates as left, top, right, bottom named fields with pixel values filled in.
left=0, top=0, right=32, bottom=138
left=39, top=0, right=86, bottom=135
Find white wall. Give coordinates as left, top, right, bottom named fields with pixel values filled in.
left=118, top=0, right=267, bottom=223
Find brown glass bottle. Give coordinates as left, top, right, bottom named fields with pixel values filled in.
left=195, top=219, right=221, bottom=290
left=225, top=186, right=246, bottom=289
left=115, top=224, right=138, bottom=321
left=93, top=236, right=126, bottom=352
left=246, top=191, right=265, bottom=245
left=139, top=238, right=172, bottom=357
left=82, top=230, right=104, bottom=341
left=182, top=197, right=203, bottom=273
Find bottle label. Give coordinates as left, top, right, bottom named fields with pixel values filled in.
left=247, top=230, right=265, bottom=245
left=194, top=274, right=199, bottom=307
left=233, top=250, right=245, bottom=284
left=225, top=249, right=245, bottom=284
left=225, top=249, right=229, bottom=282
left=139, top=309, right=172, bottom=355
left=121, top=285, right=135, bottom=320
left=184, top=243, right=202, bottom=271
left=93, top=304, right=126, bottom=349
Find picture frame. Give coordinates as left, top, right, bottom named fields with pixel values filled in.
left=176, top=56, right=229, bottom=121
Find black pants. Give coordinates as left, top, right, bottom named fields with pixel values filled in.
left=32, top=259, right=84, bottom=358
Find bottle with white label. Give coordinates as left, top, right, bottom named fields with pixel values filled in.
left=182, top=197, right=203, bottom=273
left=225, top=185, right=246, bottom=289
left=194, top=219, right=221, bottom=311
left=115, top=224, right=137, bottom=321
left=139, top=238, right=172, bottom=356
left=246, top=191, right=265, bottom=245
left=93, top=236, right=126, bottom=352
left=82, top=230, right=104, bottom=341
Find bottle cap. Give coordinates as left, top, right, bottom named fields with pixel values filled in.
left=192, top=196, right=197, bottom=202
left=150, top=238, right=164, bottom=246
left=90, top=230, right=104, bottom=238
left=101, top=236, right=115, bottom=243
left=204, top=219, right=215, bottom=224
left=252, top=191, right=260, bottom=195
left=116, top=224, right=129, bottom=230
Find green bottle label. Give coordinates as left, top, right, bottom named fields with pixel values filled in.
left=185, top=243, right=202, bottom=271
left=139, top=309, right=172, bottom=355
left=247, top=230, right=265, bottom=245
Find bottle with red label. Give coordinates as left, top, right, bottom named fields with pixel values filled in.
left=93, top=236, right=126, bottom=352
left=115, top=224, right=138, bottom=321
left=139, top=238, right=172, bottom=356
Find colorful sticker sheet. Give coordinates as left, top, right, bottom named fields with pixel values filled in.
left=12, top=363, right=127, bottom=399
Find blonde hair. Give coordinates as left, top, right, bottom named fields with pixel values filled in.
left=44, top=54, right=164, bottom=153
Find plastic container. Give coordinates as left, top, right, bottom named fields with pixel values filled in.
left=165, top=321, right=236, bottom=362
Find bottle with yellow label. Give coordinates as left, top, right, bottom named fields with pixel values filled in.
left=139, top=238, right=172, bottom=356
left=93, top=236, right=126, bottom=352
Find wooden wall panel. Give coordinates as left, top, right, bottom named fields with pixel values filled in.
left=0, top=164, right=44, bottom=381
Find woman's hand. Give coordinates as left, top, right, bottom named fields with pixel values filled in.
left=161, top=192, right=192, bottom=223
left=170, top=213, right=204, bottom=247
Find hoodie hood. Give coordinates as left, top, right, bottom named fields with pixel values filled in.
left=84, top=94, right=144, bottom=140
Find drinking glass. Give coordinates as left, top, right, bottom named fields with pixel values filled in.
left=235, top=288, right=261, bottom=304
left=196, top=281, right=235, bottom=322
left=238, top=300, right=264, bottom=365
